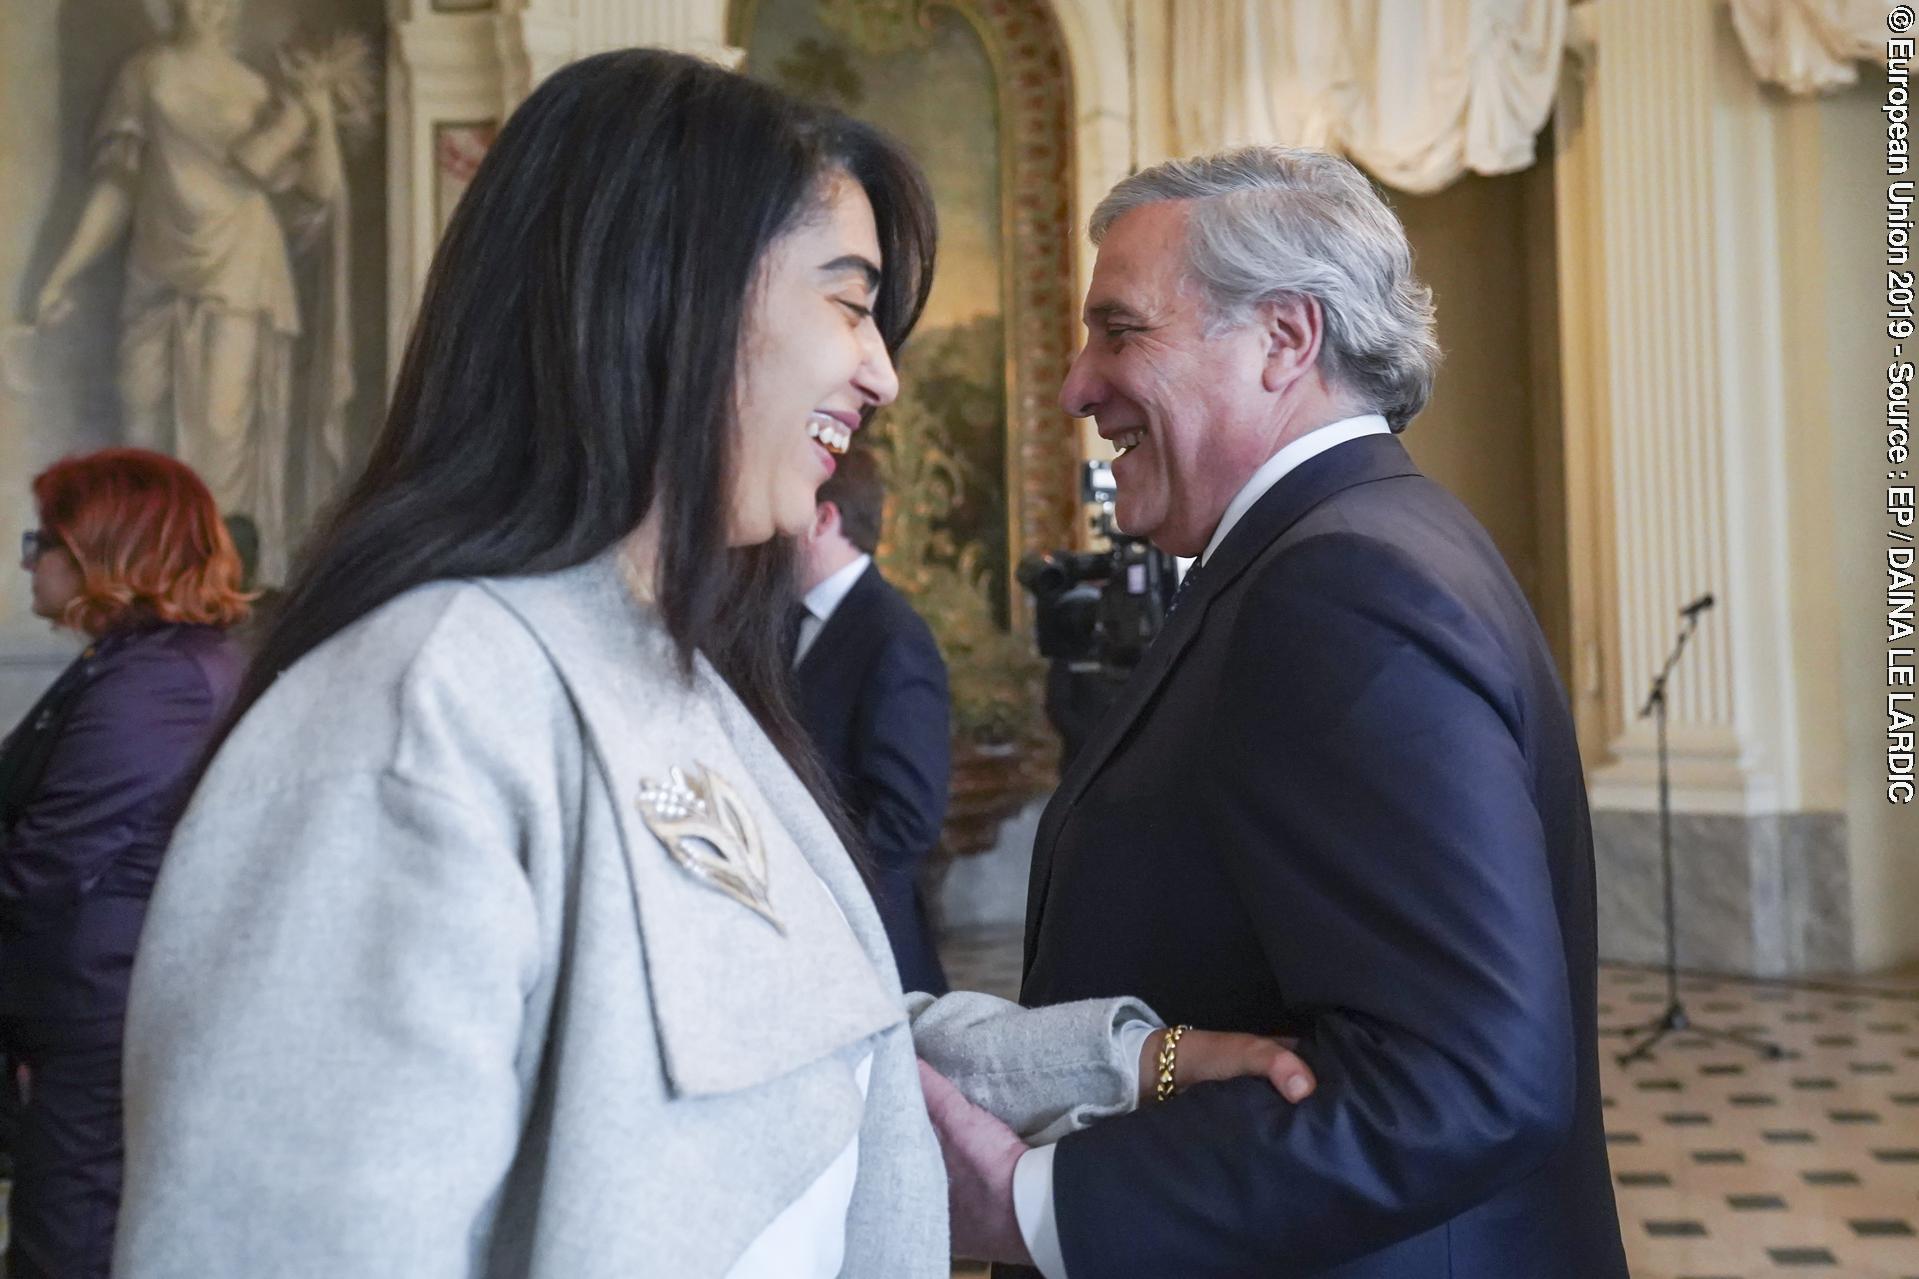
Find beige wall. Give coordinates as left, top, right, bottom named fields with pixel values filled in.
left=1549, top=3, right=1917, bottom=973
left=1776, top=68, right=1919, bottom=970
left=0, top=0, right=136, bottom=552
left=0, top=1, right=138, bottom=702
left=1390, top=162, right=1572, bottom=682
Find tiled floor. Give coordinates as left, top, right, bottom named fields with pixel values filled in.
left=940, top=927, right=1919, bottom=1278
left=1598, top=966, right=1919, bottom=1278
left=10, top=934, right=1912, bottom=1276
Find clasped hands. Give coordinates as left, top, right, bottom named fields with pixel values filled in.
left=919, top=1030, right=1316, bottom=1265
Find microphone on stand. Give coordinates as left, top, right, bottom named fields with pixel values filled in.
left=1609, top=585, right=1787, bottom=1066
left=1680, top=592, right=1715, bottom=619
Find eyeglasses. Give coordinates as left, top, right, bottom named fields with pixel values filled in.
left=20, top=529, right=61, bottom=565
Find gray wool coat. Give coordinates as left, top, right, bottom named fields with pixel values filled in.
left=113, top=552, right=1155, bottom=1278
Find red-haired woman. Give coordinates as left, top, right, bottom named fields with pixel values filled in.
left=0, top=448, right=248, bottom=1279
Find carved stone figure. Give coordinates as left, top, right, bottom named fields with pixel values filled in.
left=34, top=0, right=370, bottom=582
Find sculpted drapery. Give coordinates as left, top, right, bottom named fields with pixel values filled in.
left=1728, top=0, right=1894, bottom=95
left=102, top=45, right=355, bottom=586
left=34, top=4, right=366, bottom=586
left=1169, top=0, right=1570, bottom=195
left=1168, top=0, right=1890, bottom=197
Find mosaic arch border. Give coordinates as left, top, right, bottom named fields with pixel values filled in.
left=728, top=0, right=1083, bottom=601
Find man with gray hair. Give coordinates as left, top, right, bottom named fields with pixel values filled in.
left=922, top=148, right=1627, bottom=1277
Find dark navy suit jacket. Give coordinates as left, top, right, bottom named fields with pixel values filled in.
left=0, top=623, right=244, bottom=1028
left=1018, top=436, right=1626, bottom=1278
left=794, top=563, right=952, bottom=995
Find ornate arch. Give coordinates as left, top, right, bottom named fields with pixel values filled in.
left=961, top=0, right=1080, bottom=573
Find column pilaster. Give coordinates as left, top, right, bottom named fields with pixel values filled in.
left=1564, top=0, right=1845, bottom=973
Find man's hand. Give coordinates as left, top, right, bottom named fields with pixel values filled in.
left=917, top=1060, right=1035, bottom=1265
left=1141, top=1029, right=1317, bottom=1105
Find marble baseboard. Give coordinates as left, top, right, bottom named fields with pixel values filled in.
left=931, top=793, right=1857, bottom=978
left=1594, top=810, right=1851, bottom=976
left=933, top=796, right=1045, bottom=931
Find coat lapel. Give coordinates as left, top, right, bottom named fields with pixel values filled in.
left=1024, top=435, right=1422, bottom=960
left=701, top=644, right=901, bottom=983
left=479, top=553, right=905, bottom=1099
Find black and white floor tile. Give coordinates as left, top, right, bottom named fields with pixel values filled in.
left=940, top=927, right=1919, bottom=1278
left=7, top=933, right=1908, bottom=1275
left=1596, top=966, right=1919, bottom=1277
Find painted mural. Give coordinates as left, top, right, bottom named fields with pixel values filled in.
left=740, top=0, right=1061, bottom=752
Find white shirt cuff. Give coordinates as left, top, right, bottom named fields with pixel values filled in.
left=1116, top=1019, right=1158, bottom=1106
left=1012, top=1143, right=1068, bottom=1279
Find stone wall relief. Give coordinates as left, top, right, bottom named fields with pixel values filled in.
left=26, top=0, right=379, bottom=584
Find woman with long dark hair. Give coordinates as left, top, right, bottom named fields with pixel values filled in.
left=112, top=50, right=1312, bottom=1276
left=0, top=449, right=249, bottom=1279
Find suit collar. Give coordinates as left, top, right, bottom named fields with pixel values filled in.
left=1194, top=432, right=1419, bottom=607
left=797, top=561, right=882, bottom=676
left=803, top=553, right=874, bottom=623
left=1199, top=414, right=1392, bottom=565
left=1025, top=433, right=1421, bottom=961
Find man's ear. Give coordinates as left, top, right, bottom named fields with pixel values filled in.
left=813, top=499, right=841, bottom=542
left=1259, top=294, right=1325, bottom=395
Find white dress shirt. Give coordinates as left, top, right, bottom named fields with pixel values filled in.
left=732, top=547, right=873, bottom=1274
left=1201, top=414, right=1392, bottom=565
left=726, top=866, right=874, bottom=1278
left=1010, top=414, right=1391, bottom=1279
left=725, top=1055, right=873, bottom=1278
left=793, top=553, right=872, bottom=667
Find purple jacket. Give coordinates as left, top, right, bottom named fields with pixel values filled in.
left=0, top=623, right=244, bottom=1024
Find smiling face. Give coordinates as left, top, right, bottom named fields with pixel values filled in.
left=1058, top=201, right=1284, bottom=558
left=729, top=173, right=901, bottom=548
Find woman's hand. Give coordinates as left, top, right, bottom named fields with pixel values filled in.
left=1138, top=1028, right=1316, bottom=1106
left=33, top=276, right=75, bottom=327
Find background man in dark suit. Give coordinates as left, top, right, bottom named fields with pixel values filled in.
left=926, top=147, right=1628, bottom=1277
left=791, top=447, right=952, bottom=994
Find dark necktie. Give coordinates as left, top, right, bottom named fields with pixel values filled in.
left=1167, top=562, right=1204, bottom=617
left=780, top=603, right=807, bottom=668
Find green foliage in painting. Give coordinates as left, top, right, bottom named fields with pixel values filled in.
left=817, top=0, right=936, bottom=57
left=869, top=318, right=1044, bottom=747
left=755, top=0, right=1040, bottom=753
left=771, top=36, right=866, bottom=110
left=893, top=315, right=1008, bottom=619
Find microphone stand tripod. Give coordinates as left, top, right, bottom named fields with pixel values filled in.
left=1607, top=596, right=1788, bottom=1067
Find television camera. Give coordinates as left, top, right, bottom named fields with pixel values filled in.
left=1015, top=460, right=1181, bottom=768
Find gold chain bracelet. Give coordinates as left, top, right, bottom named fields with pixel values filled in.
left=1154, top=1024, right=1192, bottom=1102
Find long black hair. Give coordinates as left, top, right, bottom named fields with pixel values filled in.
left=218, top=49, right=936, bottom=801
